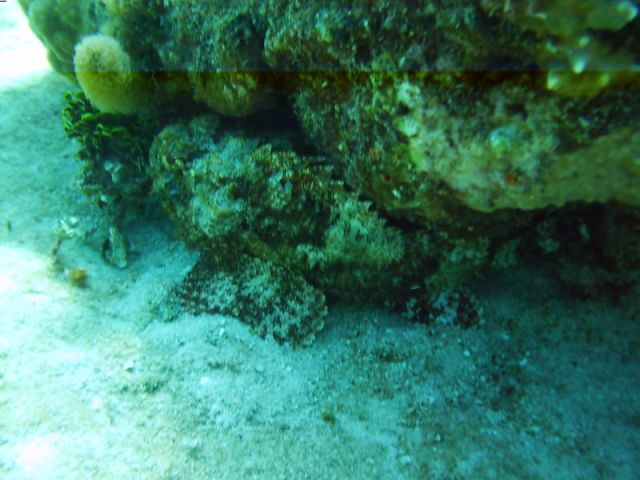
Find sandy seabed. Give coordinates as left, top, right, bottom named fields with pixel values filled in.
left=1, top=3, right=639, bottom=479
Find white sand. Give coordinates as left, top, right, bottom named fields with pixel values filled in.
left=1, top=3, right=639, bottom=479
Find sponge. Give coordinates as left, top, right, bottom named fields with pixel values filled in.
left=73, top=34, right=150, bottom=115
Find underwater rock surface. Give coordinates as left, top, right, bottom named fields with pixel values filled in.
left=18, top=0, right=640, bottom=344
